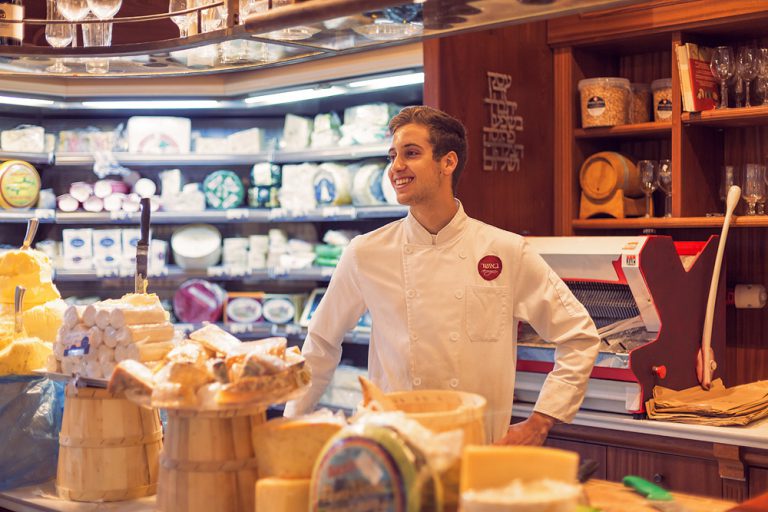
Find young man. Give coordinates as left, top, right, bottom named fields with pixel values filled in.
left=285, top=106, right=600, bottom=444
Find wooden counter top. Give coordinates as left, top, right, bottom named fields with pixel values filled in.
left=585, top=480, right=736, bottom=511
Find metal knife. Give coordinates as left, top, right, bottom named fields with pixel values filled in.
left=135, top=197, right=151, bottom=294
left=622, top=475, right=690, bottom=512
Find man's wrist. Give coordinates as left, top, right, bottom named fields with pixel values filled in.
left=530, top=411, right=557, bottom=433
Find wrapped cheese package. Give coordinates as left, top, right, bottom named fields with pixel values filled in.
left=173, top=279, right=226, bottom=323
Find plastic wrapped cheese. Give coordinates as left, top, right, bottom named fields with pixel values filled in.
left=351, top=161, right=388, bottom=206
left=203, top=170, right=245, bottom=210
left=173, top=279, right=226, bottom=323
left=313, top=163, right=352, bottom=206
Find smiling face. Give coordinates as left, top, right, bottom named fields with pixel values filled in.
left=387, top=123, right=457, bottom=207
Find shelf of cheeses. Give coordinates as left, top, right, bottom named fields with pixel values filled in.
left=53, top=265, right=336, bottom=282
left=0, top=205, right=408, bottom=225
left=1, top=143, right=392, bottom=167
left=176, top=321, right=371, bottom=345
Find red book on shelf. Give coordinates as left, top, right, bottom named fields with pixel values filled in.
left=677, top=43, right=718, bottom=112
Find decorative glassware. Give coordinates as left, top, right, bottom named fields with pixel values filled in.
left=57, top=0, right=91, bottom=47
left=710, top=46, right=735, bottom=109
left=638, top=159, right=658, bottom=218
left=720, top=165, right=736, bottom=214
left=45, top=0, right=74, bottom=73
left=759, top=48, right=768, bottom=106
left=741, top=163, right=765, bottom=216
left=657, top=159, right=673, bottom=218
left=169, top=0, right=195, bottom=37
left=81, top=12, right=112, bottom=73
left=736, top=47, right=759, bottom=107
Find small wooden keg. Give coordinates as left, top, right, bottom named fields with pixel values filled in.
left=56, top=385, right=162, bottom=502
left=579, top=151, right=646, bottom=218
left=157, top=407, right=266, bottom=512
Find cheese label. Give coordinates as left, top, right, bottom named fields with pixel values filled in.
left=478, top=255, right=502, bottom=281
left=311, top=436, right=407, bottom=512
left=0, top=161, right=40, bottom=209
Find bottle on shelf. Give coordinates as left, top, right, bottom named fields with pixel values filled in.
left=0, top=0, right=23, bottom=46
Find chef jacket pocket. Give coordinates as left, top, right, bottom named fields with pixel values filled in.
left=465, top=285, right=508, bottom=342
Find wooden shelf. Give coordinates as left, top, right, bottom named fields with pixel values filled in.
left=575, top=122, right=672, bottom=140
left=572, top=215, right=768, bottom=229
left=682, top=106, right=768, bottom=128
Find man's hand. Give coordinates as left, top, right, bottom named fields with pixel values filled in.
left=495, top=412, right=557, bottom=446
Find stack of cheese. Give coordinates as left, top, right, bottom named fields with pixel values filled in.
left=253, top=414, right=345, bottom=511
left=53, top=293, right=174, bottom=379
left=0, top=247, right=64, bottom=375
left=108, top=324, right=309, bottom=410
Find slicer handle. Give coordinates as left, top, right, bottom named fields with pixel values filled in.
left=22, top=218, right=39, bottom=250
left=700, top=185, right=740, bottom=389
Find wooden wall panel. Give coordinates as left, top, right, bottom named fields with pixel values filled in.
left=423, top=23, right=554, bottom=235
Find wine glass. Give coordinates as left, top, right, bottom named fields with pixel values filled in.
left=720, top=165, right=736, bottom=214
left=45, top=0, right=74, bottom=73
left=638, top=160, right=657, bottom=218
left=169, top=0, right=195, bottom=37
left=657, top=159, right=673, bottom=217
left=711, top=46, right=735, bottom=109
left=86, top=0, right=121, bottom=19
left=197, top=0, right=226, bottom=33
left=57, top=0, right=91, bottom=47
left=741, top=163, right=765, bottom=216
left=81, top=12, right=112, bottom=73
left=758, top=48, right=768, bottom=106
left=736, top=47, right=759, bottom=107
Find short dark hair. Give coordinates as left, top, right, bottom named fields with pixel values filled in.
left=389, top=106, right=468, bottom=191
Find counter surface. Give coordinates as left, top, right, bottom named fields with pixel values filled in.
left=0, top=480, right=737, bottom=512
left=513, top=402, right=768, bottom=449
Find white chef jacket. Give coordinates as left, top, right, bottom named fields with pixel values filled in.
left=285, top=201, right=600, bottom=442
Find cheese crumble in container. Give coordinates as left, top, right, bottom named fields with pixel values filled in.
left=578, top=77, right=630, bottom=128
left=651, top=78, right=673, bottom=122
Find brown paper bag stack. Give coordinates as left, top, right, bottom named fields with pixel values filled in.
left=646, top=379, right=768, bottom=426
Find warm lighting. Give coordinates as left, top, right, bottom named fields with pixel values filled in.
left=347, top=72, right=424, bottom=90
left=80, top=100, right=222, bottom=109
left=244, top=86, right=347, bottom=106
left=0, top=95, right=55, bottom=107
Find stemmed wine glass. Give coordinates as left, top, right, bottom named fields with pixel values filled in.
left=758, top=48, right=768, bottom=106
left=657, top=159, right=673, bottom=218
left=741, top=163, right=765, bottom=216
left=736, top=47, right=758, bottom=107
left=197, top=0, right=226, bottom=33
left=638, top=160, right=658, bottom=218
left=711, top=46, right=735, bottom=109
left=720, top=165, right=736, bottom=214
left=45, top=0, right=74, bottom=73
left=57, top=0, right=91, bottom=47
left=169, top=0, right=195, bottom=37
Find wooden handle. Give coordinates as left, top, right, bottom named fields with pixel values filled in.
left=22, top=218, right=39, bottom=250
left=700, top=185, right=740, bottom=388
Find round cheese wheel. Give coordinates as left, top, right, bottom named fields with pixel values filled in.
left=203, top=170, right=244, bottom=209
left=0, top=160, right=41, bottom=209
left=225, top=296, right=262, bottom=324
left=351, top=162, right=387, bottom=206
left=173, top=279, right=226, bottom=323
left=261, top=296, right=296, bottom=325
left=171, top=224, right=221, bottom=269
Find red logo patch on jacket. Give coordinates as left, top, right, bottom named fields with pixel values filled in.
left=478, top=255, right=502, bottom=281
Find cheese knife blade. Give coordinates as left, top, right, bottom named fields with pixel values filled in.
left=135, top=197, right=151, bottom=294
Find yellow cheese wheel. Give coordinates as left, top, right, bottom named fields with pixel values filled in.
left=0, top=160, right=41, bottom=209
left=460, top=446, right=578, bottom=493
left=255, top=478, right=309, bottom=512
left=0, top=336, right=51, bottom=376
left=252, top=417, right=343, bottom=478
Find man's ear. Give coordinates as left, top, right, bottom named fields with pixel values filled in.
left=442, top=151, right=458, bottom=176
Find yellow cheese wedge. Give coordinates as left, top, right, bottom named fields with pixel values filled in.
left=0, top=317, right=15, bottom=351
left=0, top=336, right=51, bottom=376
left=460, top=446, right=579, bottom=493
left=253, top=416, right=343, bottom=478
left=0, top=250, right=60, bottom=309
left=255, top=478, right=309, bottom=512
left=22, top=299, right=66, bottom=343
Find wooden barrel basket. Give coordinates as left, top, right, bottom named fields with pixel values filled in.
left=56, top=385, right=162, bottom=502
left=157, top=407, right=266, bottom=512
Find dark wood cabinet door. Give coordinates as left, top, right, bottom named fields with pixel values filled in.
left=546, top=438, right=608, bottom=480
left=750, top=467, right=768, bottom=498
left=607, top=446, right=723, bottom=498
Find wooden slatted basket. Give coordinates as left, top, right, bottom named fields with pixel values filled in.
left=56, top=385, right=162, bottom=502
left=156, top=406, right=266, bottom=512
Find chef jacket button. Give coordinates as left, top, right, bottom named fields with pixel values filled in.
left=406, top=289, right=417, bottom=298
left=450, top=378, right=459, bottom=388
left=450, top=332, right=460, bottom=342
left=454, top=290, right=463, bottom=299
left=412, top=334, right=419, bottom=342
left=459, top=251, right=467, bottom=259
left=404, top=246, right=413, bottom=255
left=413, top=377, right=422, bottom=386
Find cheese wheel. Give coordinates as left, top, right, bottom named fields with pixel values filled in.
left=0, top=160, right=41, bottom=209
left=203, top=170, right=244, bottom=209
left=255, top=478, right=309, bottom=512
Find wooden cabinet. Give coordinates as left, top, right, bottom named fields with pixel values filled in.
left=546, top=421, right=768, bottom=501
left=548, top=0, right=768, bottom=388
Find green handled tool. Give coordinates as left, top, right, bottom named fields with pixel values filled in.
left=623, top=476, right=690, bottom=512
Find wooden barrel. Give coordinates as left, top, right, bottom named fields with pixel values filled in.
left=579, top=151, right=642, bottom=200
left=56, top=385, right=162, bottom=502
left=386, top=390, right=487, bottom=512
left=157, top=407, right=266, bottom=512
